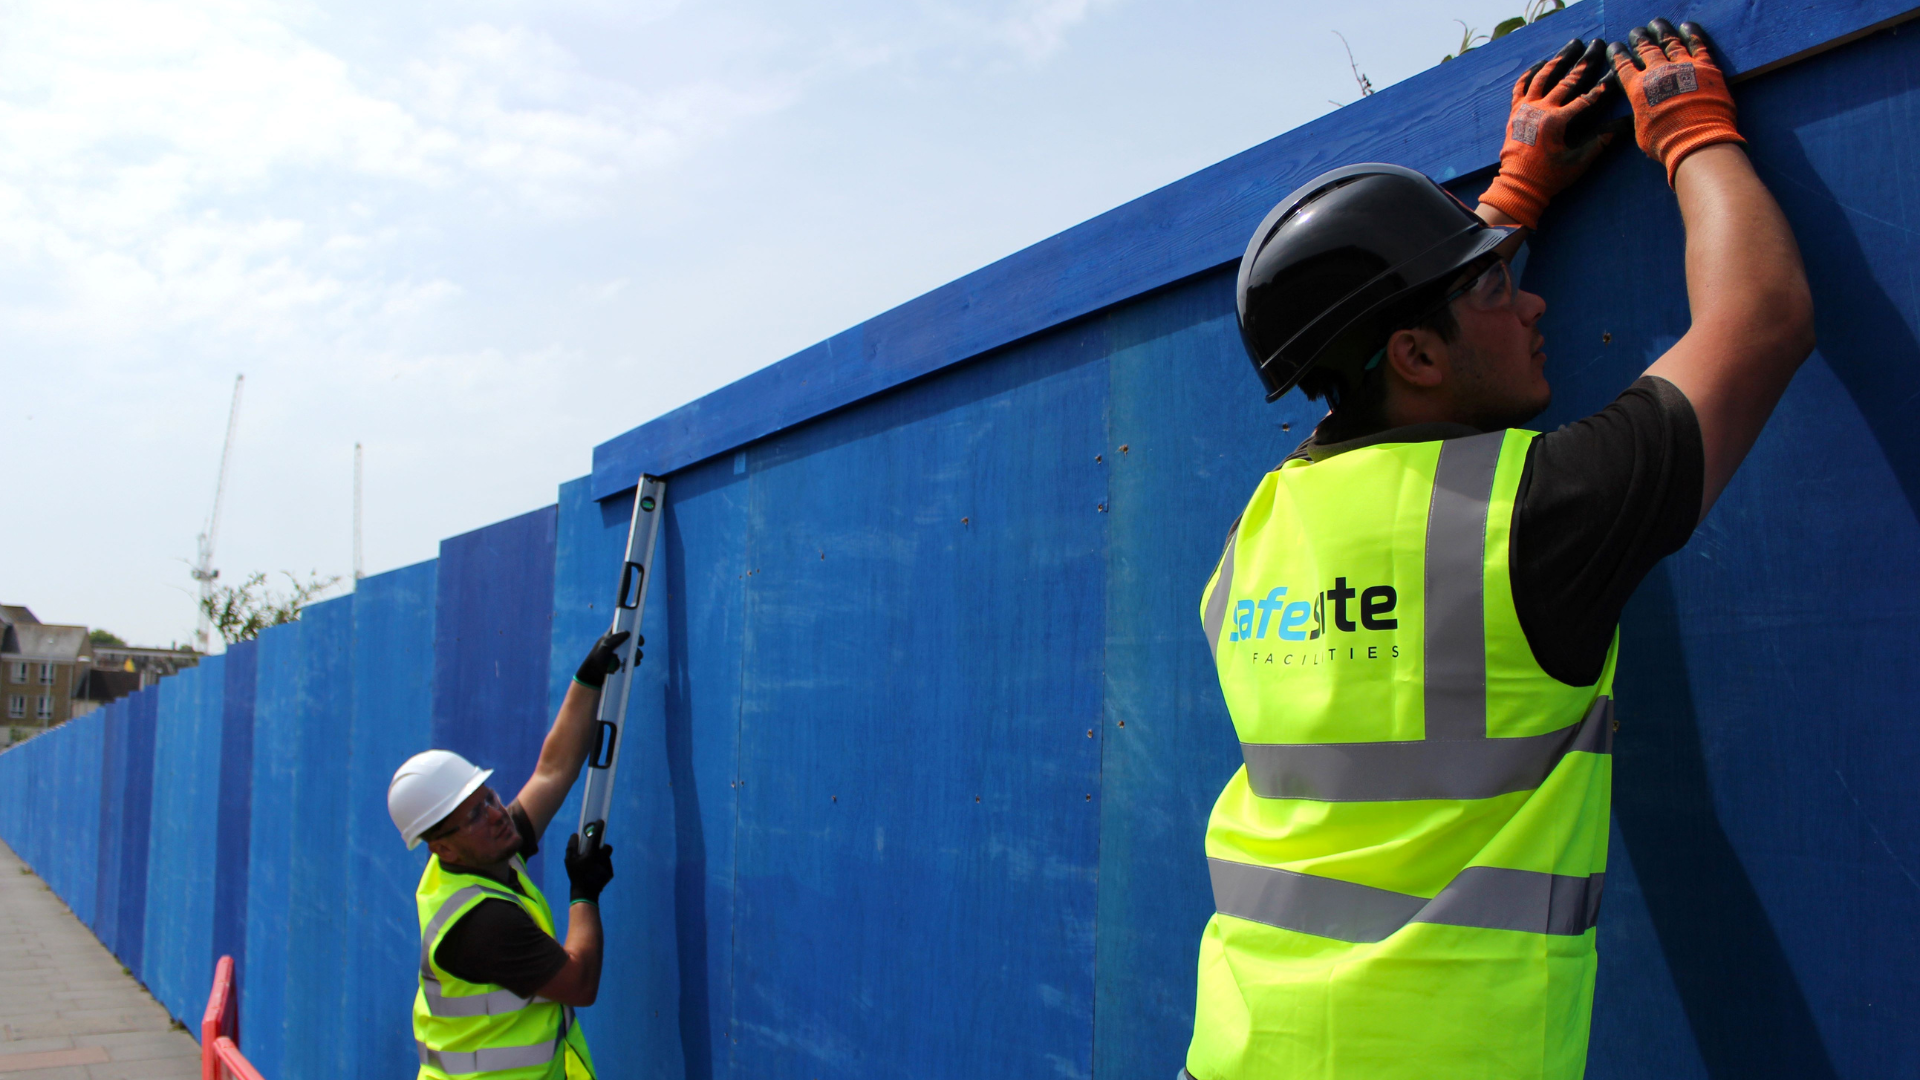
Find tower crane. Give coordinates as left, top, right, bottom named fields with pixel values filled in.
left=192, top=374, right=245, bottom=653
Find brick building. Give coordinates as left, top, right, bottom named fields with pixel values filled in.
left=0, top=605, right=198, bottom=745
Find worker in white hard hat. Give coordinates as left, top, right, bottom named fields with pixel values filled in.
left=388, top=630, right=630, bottom=1080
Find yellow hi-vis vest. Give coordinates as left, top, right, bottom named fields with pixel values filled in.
left=1186, top=429, right=1615, bottom=1080
left=414, top=854, right=596, bottom=1080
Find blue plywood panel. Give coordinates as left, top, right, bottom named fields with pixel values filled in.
left=543, top=476, right=687, bottom=1078
left=22, top=717, right=99, bottom=925
left=65, top=714, right=103, bottom=930
left=727, top=321, right=1109, bottom=1078
left=433, top=505, right=558, bottom=881
left=119, top=688, right=158, bottom=975
left=94, top=699, right=127, bottom=956
left=546, top=461, right=749, bottom=1080
left=141, top=667, right=193, bottom=1012
left=656, top=457, right=750, bottom=1080
left=213, top=640, right=258, bottom=974
left=1094, top=268, right=1307, bottom=1077
left=144, top=658, right=224, bottom=1024
left=0, top=736, right=20, bottom=859
left=345, top=560, right=438, bottom=1080
left=284, top=597, right=354, bottom=1080
left=243, top=620, right=303, bottom=1077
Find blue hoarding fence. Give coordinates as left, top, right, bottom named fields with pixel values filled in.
left=4, top=4, right=1919, bottom=1076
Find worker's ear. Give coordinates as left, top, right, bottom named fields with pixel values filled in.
left=1384, top=327, right=1447, bottom=389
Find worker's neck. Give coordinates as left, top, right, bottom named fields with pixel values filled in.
left=1320, top=388, right=1476, bottom=445
left=438, top=849, right=516, bottom=884
left=1382, top=384, right=1473, bottom=429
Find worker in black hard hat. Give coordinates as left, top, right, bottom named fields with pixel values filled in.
left=1185, top=22, right=1812, bottom=1080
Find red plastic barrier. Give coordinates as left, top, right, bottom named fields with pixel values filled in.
left=202, top=955, right=267, bottom=1080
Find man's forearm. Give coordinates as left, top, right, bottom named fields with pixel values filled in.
left=563, top=901, right=603, bottom=1002
left=517, top=631, right=631, bottom=834
left=1650, top=143, right=1814, bottom=512
left=1673, top=144, right=1810, bottom=350
left=514, top=680, right=603, bottom=837
left=533, top=901, right=604, bottom=1007
left=538, top=681, right=602, bottom=785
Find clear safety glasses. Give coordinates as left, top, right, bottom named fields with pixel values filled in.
left=1446, top=258, right=1519, bottom=313
left=426, top=786, right=503, bottom=842
left=1362, top=244, right=1529, bottom=372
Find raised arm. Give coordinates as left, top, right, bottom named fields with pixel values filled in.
left=531, top=835, right=612, bottom=1007
left=514, top=631, right=628, bottom=840
left=1616, top=20, right=1815, bottom=518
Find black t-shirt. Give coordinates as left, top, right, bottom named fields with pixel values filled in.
left=1293, top=375, right=1703, bottom=686
left=433, top=803, right=570, bottom=999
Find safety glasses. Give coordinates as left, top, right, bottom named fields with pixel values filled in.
left=1446, top=258, right=1519, bottom=313
left=1362, top=246, right=1529, bottom=372
left=425, top=786, right=503, bottom=842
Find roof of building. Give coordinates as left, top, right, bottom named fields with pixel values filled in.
left=2, top=623, right=90, bottom=662
left=93, top=645, right=202, bottom=660
left=74, top=668, right=142, bottom=703
left=0, top=605, right=39, bottom=626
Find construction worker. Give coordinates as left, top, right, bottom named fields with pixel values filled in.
left=1185, top=21, right=1811, bottom=1079
left=387, top=630, right=630, bottom=1080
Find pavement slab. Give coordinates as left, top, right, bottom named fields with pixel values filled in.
left=0, top=841, right=202, bottom=1078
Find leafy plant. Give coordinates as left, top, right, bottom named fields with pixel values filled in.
left=1444, top=0, right=1567, bottom=61
left=89, top=629, right=126, bottom=646
left=199, top=570, right=341, bottom=644
left=1444, top=20, right=1488, bottom=62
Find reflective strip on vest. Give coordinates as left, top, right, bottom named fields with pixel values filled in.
left=1202, top=524, right=1240, bottom=659
left=1209, top=857, right=1605, bottom=943
left=1234, top=433, right=1614, bottom=802
left=1424, top=430, right=1503, bottom=740
left=417, top=1039, right=558, bottom=1075
left=1240, top=695, right=1612, bottom=801
left=420, top=884, right=555, bottom=1019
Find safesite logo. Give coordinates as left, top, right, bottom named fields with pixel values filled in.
left=1229, top=576, right=1400, bottom=643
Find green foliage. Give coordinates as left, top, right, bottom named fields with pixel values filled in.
left=89, top=629, right=126, bottom=646
left=199, top=570, right=341, bottom=644
left=1444, top=0, right=1567, bottom=61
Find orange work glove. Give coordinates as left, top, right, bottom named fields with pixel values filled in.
left=1608, top=18, right=1744, bottom=187
left=1478, top=37, right=1620, bottom=230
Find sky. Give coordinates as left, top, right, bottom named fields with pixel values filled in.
left=4, top=0, right=1573, bottom=649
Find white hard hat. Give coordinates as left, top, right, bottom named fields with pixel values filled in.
left=388, top=750, right=493, bottom=849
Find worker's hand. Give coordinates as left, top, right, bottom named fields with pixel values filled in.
left=1478, top=37, right=1623, bottom=230
left=564, top=834, right=615, bottom=905
left=1608, top=19, right=1744, bottom=187
left=571, top=630, right=632, bottom=689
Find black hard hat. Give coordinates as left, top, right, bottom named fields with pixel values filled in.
left=1236, top=163, right=1517, bottom=401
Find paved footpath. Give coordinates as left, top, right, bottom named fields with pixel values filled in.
left=0, top=840, right=203, bottom=1078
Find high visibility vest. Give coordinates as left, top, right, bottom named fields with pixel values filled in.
left=414, top=854, right=596, bottom=1080
left=1186, top=429, right=1615, bottom=1080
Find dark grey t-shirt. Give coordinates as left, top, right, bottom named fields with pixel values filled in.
left=1293, top=375, right=1703, bottom=686
left=433, top=803, right=570, bottom=999
left=1509, top=376, right=1703, bottom=684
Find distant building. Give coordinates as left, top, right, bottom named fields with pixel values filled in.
left=1, top=605, right=90, bottom=735
left=0, top=605, right=198, bottom=745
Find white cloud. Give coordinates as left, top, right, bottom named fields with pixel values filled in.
left=997, top=0, right=1116, bottom=60
left=0, top=0, right=808, bottom=367
left=0, top=0, right=1132, bottom=645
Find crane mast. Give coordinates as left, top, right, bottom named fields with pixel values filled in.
left=353, top=442, right=364, bottom=581
left=193, top=374, right=245, bottom=653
